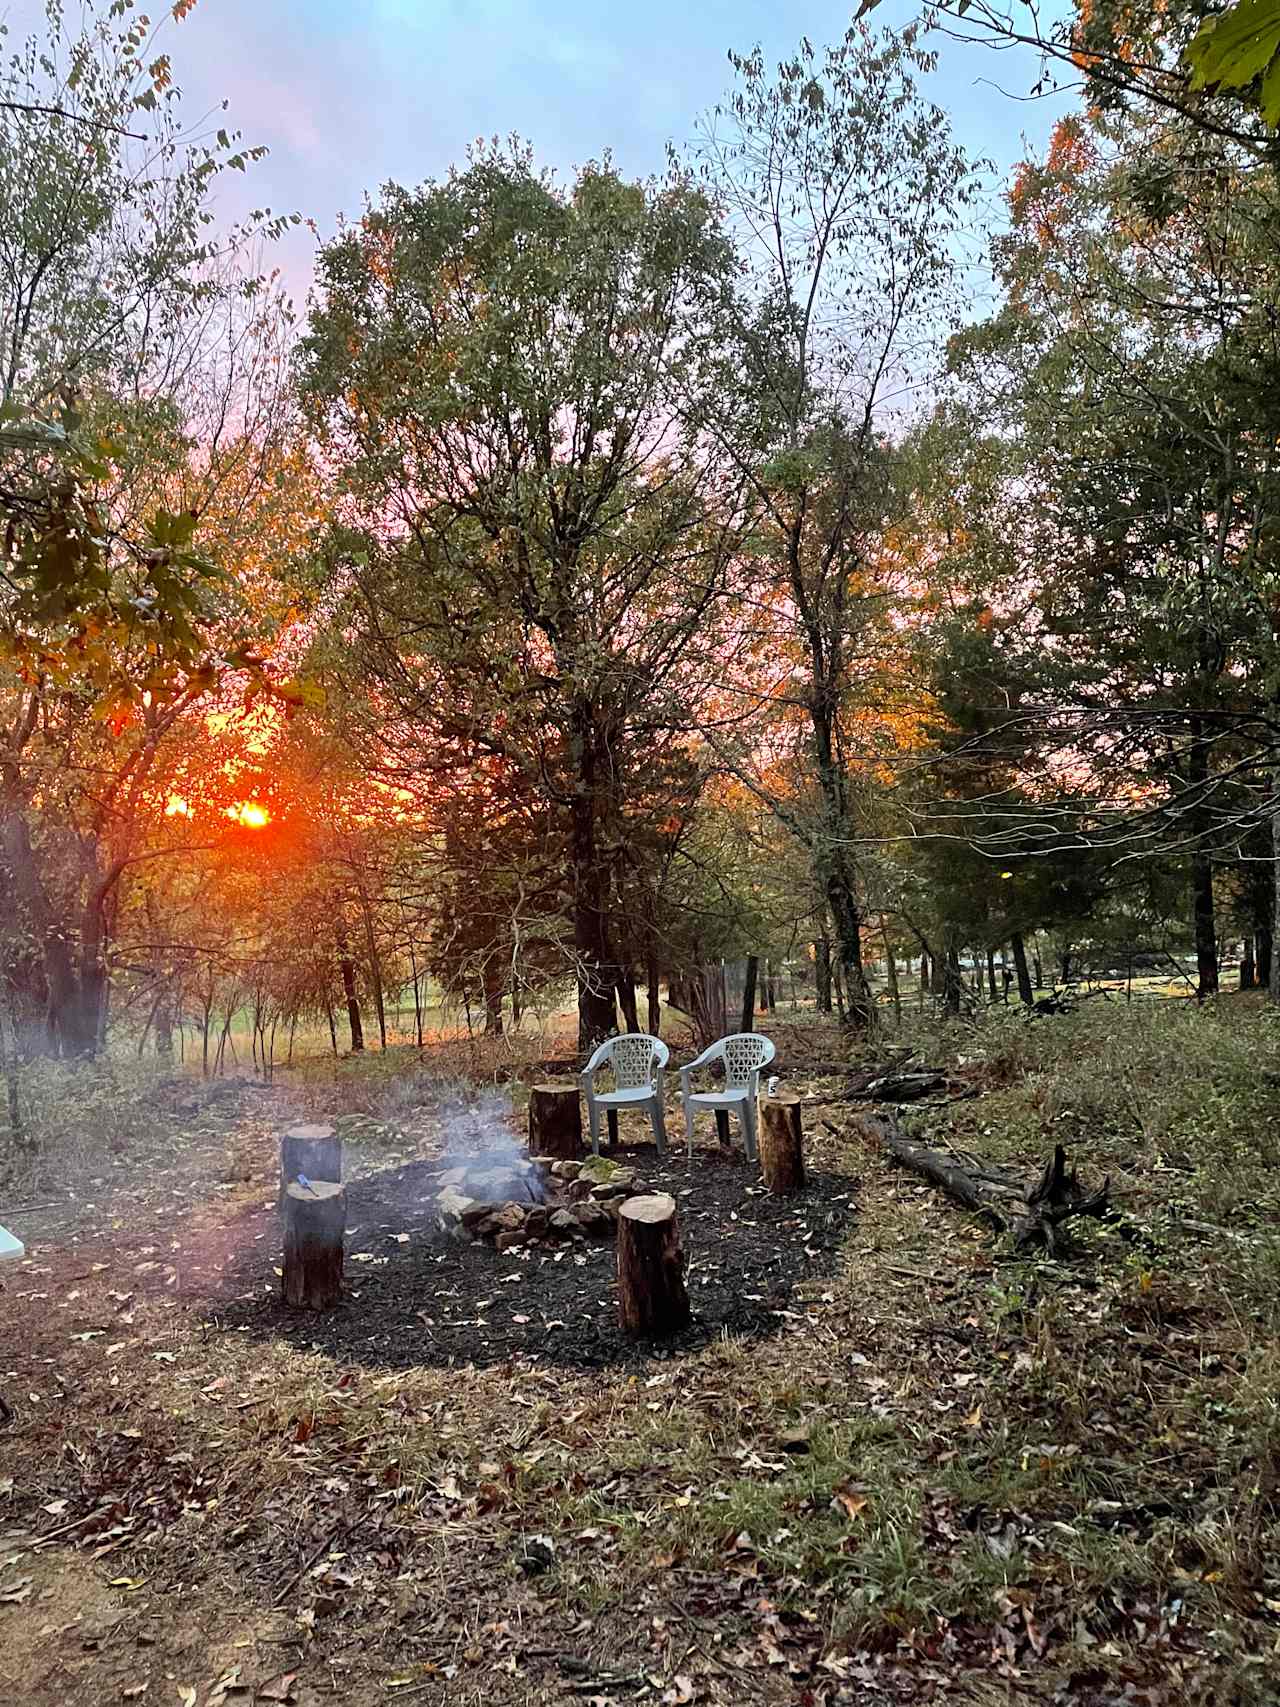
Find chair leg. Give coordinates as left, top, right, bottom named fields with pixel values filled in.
left=684, top=1099, right=695, bottom=1159
left=648, top=1097, right=667, bottom=1157
left=587, top=1097, right=601, bottom=1157
left=742, top=1098, right=758, bottom=1163
left=606, top=1108, right=619, bottom=1150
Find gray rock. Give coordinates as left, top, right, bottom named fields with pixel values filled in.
left=438, top=1187, right=478, bottom=1224
left=573, top=1201, right=612, bottom=1236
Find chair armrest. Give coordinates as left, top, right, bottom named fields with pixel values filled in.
left=679, top=1065, right=694, bottom=1096
left=579, top=1067, right=596, bottom=1098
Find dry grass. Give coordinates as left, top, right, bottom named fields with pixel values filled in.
left=3, top=999, right=1280, bottom=1704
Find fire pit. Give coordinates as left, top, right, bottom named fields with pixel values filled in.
left=434, top=1152, right=652, bottom=1249
left=427, top=1092, right=653, bottom=1250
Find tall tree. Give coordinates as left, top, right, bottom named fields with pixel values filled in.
left=688, top=23, right=983, bottom=1031
left=298, top=146, right=746, bottom=1050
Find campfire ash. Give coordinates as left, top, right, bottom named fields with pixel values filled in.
left=429, top=1091, right=651, bottom=1250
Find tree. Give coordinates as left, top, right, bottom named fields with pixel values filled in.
left=688, top=23, right=982, bottom=1031
left=937, top=87, right=1280, bottom=1000
left=0, top=0, right=299, bottom=1056
left=298, top=145, right=747, bottom=1051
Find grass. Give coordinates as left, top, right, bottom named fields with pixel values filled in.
left=4, top=996, right=1280, bottom=1702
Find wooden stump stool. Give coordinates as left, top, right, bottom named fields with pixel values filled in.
left=528, top=1083, right=583, bottom=1160
left=280, top=1123, right=341, bottom=1206
left=759, top=1093, right=805, bottom=1195
left=282, top=1179, right=345, bottom=1309
left=617, top=1193, right=690, bottom=1338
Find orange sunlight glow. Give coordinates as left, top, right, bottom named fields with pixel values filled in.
left=165, top=796, right=192, bottom=817
left=228, top=801, right=270, bottom=828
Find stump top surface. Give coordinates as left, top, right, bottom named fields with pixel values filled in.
left=284, top=1123, right=337, bottom=1141
left=532, top=1081, right=578, bottom=1095
left=761, top=1091, right=801, bottom=1108
left=619, top=1191, right=676, bottom=1223
left=285, top=1179, right=344, bottom=1202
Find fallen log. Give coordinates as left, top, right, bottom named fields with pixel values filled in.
left=848, top=1070, right=950, bottom=1103
left=864, top=1112, right=1109, bottom=1253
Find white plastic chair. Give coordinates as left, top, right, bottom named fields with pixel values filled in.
left=580, top=1032, right=670, bottom=1156
left=679, top=1032, right=776, bottom=1160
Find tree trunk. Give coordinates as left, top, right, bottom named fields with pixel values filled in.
left=616, top=1194, right=690, bottom=1338
left=759, top=1094, right=805, bottom=1195
left=528, top=1083, right=583, bottom=1160
left=815, top=938, right=832, bottom=1013
left=1271, top=800, right=1280, bottom=1007
left=646, top=958, right=661, bottom=1037
left=985, top=948, right=998, bottom=1002
left=1260, top=924, right=1274, bottom=994
left=825, top=859, right=876, bottom=1032
left=1192, top=850, right=1218, bottom=998
left=337, top=934, right=364, bottom=1052
left=569, top=702, right=618, bottom=1053
left=1241, top=934, right=1257, bottom=991
left=1, top=808, right=89, bottom=1056
left=941, top=941, right=963, bottom=1016
left=919, top=951, right=931, bottom=994
left=407, top=933, right=424, bottom=1046
left=1, top=1003, right=27, bottom=1158
left=1010, top=931, right=1035, bottom=1006
left=881, top=926, right=900, bottom=1025
left=355, top=883, right=387, bottom=1048
left=282, top=1180, right=345, bottom=1309
left=616, top=968, right=640, bottom=1034
left=483, top=959, right=504, bottom=1037
left=740, top=954, right=759, bottom=1034
left=1033, top=944, right=1044, bottom=989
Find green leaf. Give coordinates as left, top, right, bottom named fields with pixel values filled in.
left=1186, top=0, right=1280, bottom=102
left=1262, top=41, right=1280, bottom=122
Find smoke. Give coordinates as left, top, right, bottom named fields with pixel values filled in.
left=435, top=1088, right=547, bottom=1206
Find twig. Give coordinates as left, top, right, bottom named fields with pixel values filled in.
left=30, top=1509, right=104, bottom=1548
left=272, top=1518, right=351, bottom=1606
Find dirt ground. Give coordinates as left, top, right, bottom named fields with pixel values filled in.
left=4, top=1014, right=1280, bottom=1705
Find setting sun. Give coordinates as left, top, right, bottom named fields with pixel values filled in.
left=164, top=796, right=192, bottom=818
left=228, top=801, right=270, bottom=828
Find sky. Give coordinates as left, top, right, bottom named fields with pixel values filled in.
left=6, top=0, right=1074, bottom=305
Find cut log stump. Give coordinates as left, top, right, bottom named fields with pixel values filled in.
left=617, top=1192, right=690, bottom=1338
left=759, top=1093, right=805, bottom=1194
left=282, top=1179, right=345, bottom=1309
left=528, top=1083, right=583, bottom=1160
left=280, top=1123, right=341, bottom=1206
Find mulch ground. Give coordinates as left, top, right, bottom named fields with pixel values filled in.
left=215, top=1142, right=859, bottom=1370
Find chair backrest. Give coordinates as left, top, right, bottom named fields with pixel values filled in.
left=720, top=1032, right=776, bottom=1089
left=603, top=1033, right=668, bottom=1089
